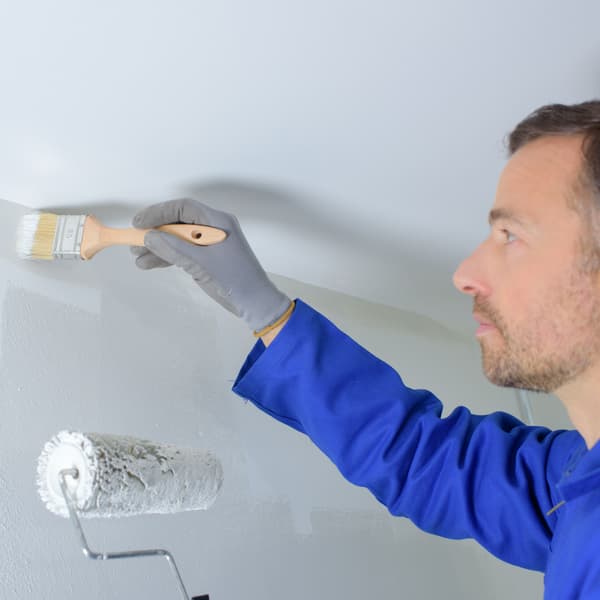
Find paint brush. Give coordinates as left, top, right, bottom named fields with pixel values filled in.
left=16, top=212, right=227, bottom=261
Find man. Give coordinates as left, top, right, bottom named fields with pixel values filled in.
left=130, top=100, right=600, bottom=598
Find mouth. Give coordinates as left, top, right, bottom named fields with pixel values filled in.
left=473, top=313, right=497, bottom=337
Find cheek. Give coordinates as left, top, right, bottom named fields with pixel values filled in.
left=525, top=270, right=597, bottom=342
left=495, top=273, right=538, bottom=327
left=499, top=246, right=566, bottom=308
left=495, top=272, right=563, bottom=342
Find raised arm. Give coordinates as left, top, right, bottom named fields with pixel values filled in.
left=233, top=299, right=576, bottom=572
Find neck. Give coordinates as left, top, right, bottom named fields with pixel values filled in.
left=556, top=366, right=600, bottom=449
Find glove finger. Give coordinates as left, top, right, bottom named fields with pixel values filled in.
left=143, top=229, right=218, bottom=283
left=130, top=245, right=146, bottom=257
left=134, top=249, right=173, bottom=270
left=130, top=244, right=171, bottom=267
left=143, top=229, right=197, bottom=268
left=132, top=198, right=214, bottom=229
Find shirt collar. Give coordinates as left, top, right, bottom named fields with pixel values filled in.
left=556, top=436, right=600, bottom=502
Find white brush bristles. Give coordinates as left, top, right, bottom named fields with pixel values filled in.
left=16, top=212, right=58, bottom=260
left=16, top=212, right=41, bottom=259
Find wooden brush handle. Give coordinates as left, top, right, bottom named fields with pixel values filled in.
left=80, top=215, right=227, bottom=260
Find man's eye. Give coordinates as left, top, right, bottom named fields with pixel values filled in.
left=501, top=229, right=517, bottom=244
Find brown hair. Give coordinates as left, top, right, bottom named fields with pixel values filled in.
left=508, top=100, right=600, bottom=272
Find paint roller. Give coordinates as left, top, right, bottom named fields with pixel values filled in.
left=37, top=430, right=224, bottom=599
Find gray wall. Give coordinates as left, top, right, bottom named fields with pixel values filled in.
left=1, top=198, right=569, bottom=598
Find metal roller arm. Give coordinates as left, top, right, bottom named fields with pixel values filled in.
left=58, top=468, right=209, bottom=600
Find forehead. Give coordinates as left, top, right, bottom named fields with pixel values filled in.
left=494, top=134, right=586, bottom=222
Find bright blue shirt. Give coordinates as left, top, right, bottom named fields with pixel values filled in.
left=233, top=299, right=600, bottom=598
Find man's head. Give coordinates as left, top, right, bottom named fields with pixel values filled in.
left=453, top=101, right=600, bottom=394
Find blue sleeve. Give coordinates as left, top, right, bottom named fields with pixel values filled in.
left=232, top=299, right=574, bottom=572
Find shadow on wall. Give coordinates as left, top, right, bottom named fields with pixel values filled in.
left=178, top=177, right=452, bottom=266
left=36, top=177, right=452, bottom=267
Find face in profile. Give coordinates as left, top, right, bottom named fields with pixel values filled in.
left=453, top=135, right=600, bottom=394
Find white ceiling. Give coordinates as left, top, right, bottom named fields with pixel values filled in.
left=2, top=1, right=599, bottom=336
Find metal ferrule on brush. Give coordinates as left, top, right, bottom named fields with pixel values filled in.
left=53, top=215, right=86, bottom=259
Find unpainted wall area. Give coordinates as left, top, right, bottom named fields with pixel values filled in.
left=0, top=199, right=567, bottom=599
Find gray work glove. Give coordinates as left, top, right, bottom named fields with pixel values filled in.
left=130, top=198, right=292, bottom=333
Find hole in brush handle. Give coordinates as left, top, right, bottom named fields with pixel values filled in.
left=192, top=595, right=209, bottom=599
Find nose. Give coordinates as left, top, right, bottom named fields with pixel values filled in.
left=452, top=244, right=492, bottom=297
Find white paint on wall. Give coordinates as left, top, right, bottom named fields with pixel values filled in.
left=0, top=263, right=101, bottom=315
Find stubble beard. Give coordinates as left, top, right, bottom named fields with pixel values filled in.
left=476, top=267, right=600, bottom=394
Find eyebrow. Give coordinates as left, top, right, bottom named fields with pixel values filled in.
left=488, top=208, right=534, bottom=229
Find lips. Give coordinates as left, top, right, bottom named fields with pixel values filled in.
left=473, top=313, right=497, bottom=336
left=473, top=313, right=494, bottom=326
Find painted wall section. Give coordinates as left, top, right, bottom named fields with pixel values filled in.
left=0, top=199, right=569, bottom=598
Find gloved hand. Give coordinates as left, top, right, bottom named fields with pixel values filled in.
left=130, top=198, right=292, bottom=334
